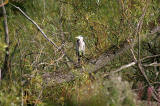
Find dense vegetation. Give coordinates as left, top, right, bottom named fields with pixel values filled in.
left=0, top=0, right=160, bottom=105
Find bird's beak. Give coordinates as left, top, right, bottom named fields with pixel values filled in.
left=75, top=37, right=79, bottom=39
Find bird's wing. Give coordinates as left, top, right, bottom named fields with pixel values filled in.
left=76, top=39, right=80, bottom=56
left=82, top=42, right=85, bottom=54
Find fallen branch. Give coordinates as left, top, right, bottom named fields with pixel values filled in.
left=88, top=26, right=160, bottom=74
left=88, top=40, right=132, bottom=74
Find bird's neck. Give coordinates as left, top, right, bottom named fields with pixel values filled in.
left=79, top=39, right=83, bottom=43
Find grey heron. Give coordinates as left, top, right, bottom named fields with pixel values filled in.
left=75, top=35, right=85, bottom=64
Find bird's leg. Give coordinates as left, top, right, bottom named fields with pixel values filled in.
left=81, top=53, right=84, bottom=65
left=78, top=56, right=81, bottom=65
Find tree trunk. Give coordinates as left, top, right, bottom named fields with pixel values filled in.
left=1, top=0, right=10, bottom=78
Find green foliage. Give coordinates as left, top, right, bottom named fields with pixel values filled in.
left=0, top=42, right=7, bottom=52
left=40, top=75, right=141, bottom=106
left=69, top=75, right=141, bottom=106
left=0, top=81, right=21, bottom=105
left=0, top=41, right=7, bottom=67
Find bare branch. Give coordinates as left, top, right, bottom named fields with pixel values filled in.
left=141, top=54, right=160, bottom=61
left=127, top=39, right=137, bottom=61
left=143, top=62, right=160, bottom=67
left=108, top=54, right=160, bottom=75
left=88, top=2, right=156, bottom=74
left=137, top=4, right=148, bottom=60
left=112, top=62, right=136, bottom=73
left=9, top=3, right=76, bottom=68
left=138, top=62, right=160, bottom=103
left=9, top=3, right=59, bottom=50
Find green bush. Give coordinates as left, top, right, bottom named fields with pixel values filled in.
left=41, top=74, right=141, bottom=106
left=68, top=75, right=141, bottom=106
left=0, top=81, right=21, bottom=105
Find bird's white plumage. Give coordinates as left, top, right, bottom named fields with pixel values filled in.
left=75, top=35, right=85, bottom=54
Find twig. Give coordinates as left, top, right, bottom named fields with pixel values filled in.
left=141, top=54, right=160, bottom=61
left=9, top=3, right=59, bottom=50
left=137, top=5, right=147, bottom=60
left=42, top=0, right=46, bottom=23
left=138, top=62, right=151, bottom=85
left=10, top=3, right=76, bottom=68
left=126, top=1, right=160, bottom=102
left=133, top=2, right=160, bottom=101
left=55, top=54, right=65, bottom=62
left=127, top=39, right=137, bottom=61
left=143, top=62, right=160, bottom=67
left=112, top=62, right=136, bottom=73
left=105, top=54, right=160, bottom=75
left=130, top=48, right=137, bottom=61
left=31, top=47, right=44, bottom=68
left=34, top=83, right=45, bottom=106
left=134, top=1, right=150, bottom=89
left=133, top=3, right=160, bottom=101
left=59, top=3, right=65, bottom=43
left=15, top=29, right=24, bottom=106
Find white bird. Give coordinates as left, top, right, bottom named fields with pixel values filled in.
left=75, top=35, right=85, bottom=63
